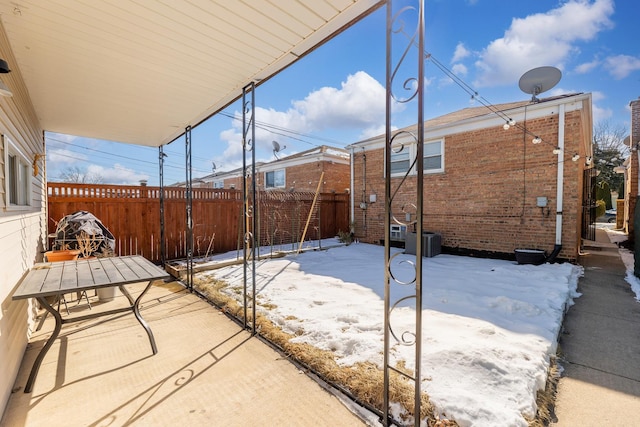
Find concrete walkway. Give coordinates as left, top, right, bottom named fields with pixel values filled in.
left=1, top=281, right=369, bottom=427
left=552, top=228, right=640, bottom=426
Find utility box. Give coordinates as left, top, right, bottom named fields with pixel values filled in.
left=405, top=232, right=441, bottom=257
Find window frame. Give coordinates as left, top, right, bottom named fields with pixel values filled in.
left=265, top=169, right=286, bottom=189
left=3, top=135, right=32, bottom=210
left=388, top=138, right=444, bottom=177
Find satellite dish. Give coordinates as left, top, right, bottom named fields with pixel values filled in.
left=272, top=140, right=286, bottom=159
left=518, top=66, right=562, bottom=102
left=211, top=162, right=217, bottom=173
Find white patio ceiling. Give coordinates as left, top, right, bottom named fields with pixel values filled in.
left=0, top=0, right=384, bottom=147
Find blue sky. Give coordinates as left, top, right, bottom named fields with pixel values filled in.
left=46, top=0, right=640, bottom=186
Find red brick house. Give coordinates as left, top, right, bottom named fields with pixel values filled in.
left=199, top=145, right=350, bottom=194
left=348, top=93, right=594, bottom=262
left=620, top=97, right=640, bottom=241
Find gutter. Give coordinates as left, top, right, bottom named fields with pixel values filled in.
left=349, top=146, right=355, bottom=233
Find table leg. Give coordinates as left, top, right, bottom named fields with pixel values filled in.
left=132, top=281, right=157, bottom=354
left=25, top=297, right=63, bottom=393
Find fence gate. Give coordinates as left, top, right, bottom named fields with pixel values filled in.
left=581, top=168, right=597, bottom=241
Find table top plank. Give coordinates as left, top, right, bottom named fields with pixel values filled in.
left=39, top=263, right=64, bottom=294
left=60, top=263, right=79, bottom=291
left=100, top=257, right=128, bottom=284
left=13, top=255, right=169, bottom=300
left=19, top=265, right=53, bottom=295
left=86, top=258, right=112, bottom=286
left=76, top=261, right=96, bottom=286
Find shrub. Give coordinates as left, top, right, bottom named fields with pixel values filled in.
left=595, top=199, right=606, bottom=218
left=337, top=230, right=353, bottom=245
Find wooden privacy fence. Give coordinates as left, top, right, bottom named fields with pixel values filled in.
left=47, top=182, right=350, bottom=263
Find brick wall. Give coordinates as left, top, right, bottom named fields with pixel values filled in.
left=352, top=111, right=586, bottom=261
left=222, top=160, right=350, bottom=194
left=628, top=98, right=640, bottom=240
left=284, top=160, right=349, bottom=193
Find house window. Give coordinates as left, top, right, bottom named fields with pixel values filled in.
left=390, top=148, right=411, bottom=175
left=4, top=135, right=31, bottom=208
left=389, top=139, right=444, bottom=177
left=423, top=140, right=443, bottom=173
left=213, top=180, right=224, bottom=189
left=265, top=169, right=285, bottom=188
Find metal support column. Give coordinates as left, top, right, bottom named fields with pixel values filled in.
left=185, top=126, right=194, bottom=292
left=242, top=82, right=257, bottom=334
left=159, top=145, right=167, bottom=266
left=383, top=1, right=425, bottom=426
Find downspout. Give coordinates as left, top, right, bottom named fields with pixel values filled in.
left=547, top=103, right=565, bottom=262
left=349, top=146, right=355, bottom=236
left=362, top=148, right=367, bottom=238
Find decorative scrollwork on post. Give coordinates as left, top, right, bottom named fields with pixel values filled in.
left=384, top=1, right=425, bottom=426
left=242, top=82, right=257, bottom=334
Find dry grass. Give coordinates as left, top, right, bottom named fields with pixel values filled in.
left=193, top=276, right=449, bottom=425
left=527, top=358, right=561, bottom=427
left=192, top=275, right=557, bottom=426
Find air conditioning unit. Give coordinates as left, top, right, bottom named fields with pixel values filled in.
left=390, top=224, right=407, bottom=241
left=405, top=232, right=442, bottom=257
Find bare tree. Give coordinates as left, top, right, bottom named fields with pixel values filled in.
left=593, top=119, right=628, bottom=195
left=57, top=166, right=104, bottom=184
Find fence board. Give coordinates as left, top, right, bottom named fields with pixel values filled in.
left=47, top=183, right=349, bottom=263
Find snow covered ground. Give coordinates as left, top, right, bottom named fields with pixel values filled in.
left=602, top=223, right=640, bottom=300
left=199, top=239, right=583, bottom=426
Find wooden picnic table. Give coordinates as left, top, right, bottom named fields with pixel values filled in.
left=12, top=255, right=169, bottom=393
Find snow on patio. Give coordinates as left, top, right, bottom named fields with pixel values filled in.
left=199, top=240, right=582, bottom=426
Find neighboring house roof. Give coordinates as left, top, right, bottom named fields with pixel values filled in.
left=199, top=145, right=349, bottom=182
left=350, top=93, right=587, bottom=148
left=0, top=1, right=384, bottom=147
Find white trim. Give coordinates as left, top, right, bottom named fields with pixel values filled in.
left=389, top=139, right=444, bottom=177
left=3, top=134, right=33, bottom=210
left=265, top=169, right=286, bottom=189
left=352, top=93, right=591, bottom=151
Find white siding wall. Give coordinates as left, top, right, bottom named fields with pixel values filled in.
left=0, top=21, right=46, bottom=415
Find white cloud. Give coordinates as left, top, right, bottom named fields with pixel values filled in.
left=604, top=55, right=640, bottom=79
left=589, top=91, right=613, bottom=122
left=293, top=71, right=386, bottom=130
left=215, top=71, right=388, bottom=168
left=452, top=42, right=471, bottom=63
left=86, top=163, right=149, bottom=185
left=48, top=148, right=86, bottom=164
left=452, top=63, right=468, bottom=77
left=474, top=0, right=614, bottom=87
left=574, top=59, right=600, bottom=74
left=592, top=103, right=613, bottom=123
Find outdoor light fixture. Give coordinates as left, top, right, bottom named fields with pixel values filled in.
left=572, top=153, right=580, bottom=162
left=532, top=136, right=542, bottom=144
left=508, top=118, right=515, bottom=126
left=552, top=147, right=562, bottom=155
left=586, top=156, right=593, bottom=165
left=0, top=58, right=10, bottom=73
left=0, top=58, right=12, bottom=97
left=503, top=123, right=510, bottom=130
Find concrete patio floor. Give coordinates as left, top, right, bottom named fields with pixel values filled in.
left=1, top=281, right=369, bottom=426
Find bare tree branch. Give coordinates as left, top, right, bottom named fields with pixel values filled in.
left=57, top=166, right=104, bottom=184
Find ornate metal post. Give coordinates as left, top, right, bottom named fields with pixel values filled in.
left=185, top=125, right=194, bottom=292
left=159, top=145, right=167, bottom=266
left=242, top=82, right=257, bottom=334
left=384, top=1, right=425, bottom=425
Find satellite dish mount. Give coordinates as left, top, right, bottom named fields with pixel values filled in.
left=518, top=66, right=562, bottom=103
left=272, top=140, right=286, bottom=160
